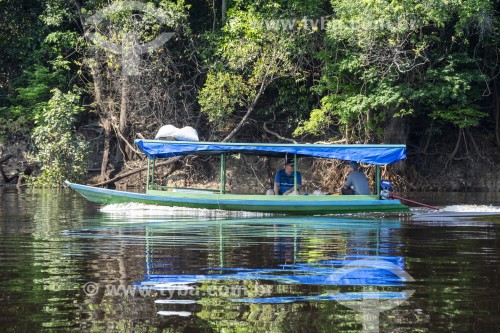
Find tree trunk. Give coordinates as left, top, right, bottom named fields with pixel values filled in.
left=448, top=129, right=463, bottom=161
left=100, top=119, right=111, bottom=182
left=422, top=119, right=434, bottom=154
left=0, top=166, right=8, bottom=184
left=222, top=0, right=227, bottom=22
left=383, top=114, right=409, bottom=145
left=365, top=109, right=372, bottom=142
left=344, top=123, right=350, bottom=143
left=384, top=113, right=409, bottom=172
left=222, top=79, right=267, bottom=142
left=88, top=60, right=114, bottom=182
left=466, top=128, right=485, bottom=159
left=0, top=155, right=15, bottom=184
left=494, top=75, right=500, bottom=147
left=116, top=75, right=130, bottom=163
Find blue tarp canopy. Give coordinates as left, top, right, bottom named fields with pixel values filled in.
left=135, top=140, right=406, bottom=165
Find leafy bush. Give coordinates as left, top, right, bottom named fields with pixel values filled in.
left=29, top=88, right=89, bottom=187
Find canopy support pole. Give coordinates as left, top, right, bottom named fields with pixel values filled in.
left=293, top=154, right=297, bottom=195
left=376, top=165, right=381, bottom=197
left=151, top=157, right=156, bottom=189
left=220, top=153, right=227, bottom=194
left=146, top=157, right=151, bottom=191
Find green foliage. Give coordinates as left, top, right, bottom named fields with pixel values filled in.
left=2, top=0, right=497, bottom=182
left=39, top=0, right=73, bottom=27
left=0, top=64, right=68, bottom=138
left=430, top=106, right=487, bottom=129
left=294, top=106, right=331, bottom=137
left=296, top=0, right=494, bottom=141
left=0, top=0, right=80, bottom=139
left=198, top=3, right=311, bottom=136
left=86, top=0, right=188, bottom=50
left=264, top=77, right=315, bottom=133
left=413, top=53, right=488, bottom=128
left=29, top=89, right=89, bottom=187
left=13, top=65, right=66, bottom=115
left=198, top=72, right=252, bottom=128
left=0, top=0, right=44, bottom=72
left=0, top=116, right=31, bottom=140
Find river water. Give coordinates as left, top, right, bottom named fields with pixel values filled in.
left=1, top=187, right=499, bottom=332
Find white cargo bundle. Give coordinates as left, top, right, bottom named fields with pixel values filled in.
left=155, top=125, right=199, bottom=142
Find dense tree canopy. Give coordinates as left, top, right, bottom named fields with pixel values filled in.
left=0, top=0, right=498, bottom=186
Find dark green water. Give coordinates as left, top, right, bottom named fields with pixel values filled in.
left=1, top=187, right=500, bottom=332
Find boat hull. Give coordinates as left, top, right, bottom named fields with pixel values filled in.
left=66, top=182, right=409, bottom=215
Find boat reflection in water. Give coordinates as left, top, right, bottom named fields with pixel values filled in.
left=127, top=215, right=414, bottom=320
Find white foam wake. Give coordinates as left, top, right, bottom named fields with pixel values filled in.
left=440, top=205, right=500, bottom=213
left=99, top=202, right=271, bottom=218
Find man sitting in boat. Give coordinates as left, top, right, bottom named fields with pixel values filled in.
left=266, top=160, right=302, bottom=195
left=341, top=161, right=371, bottom=195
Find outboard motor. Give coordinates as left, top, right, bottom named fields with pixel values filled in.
left=380, top=180, right=393, bottom=200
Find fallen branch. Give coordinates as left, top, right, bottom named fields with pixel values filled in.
left=0, top=154, right=13, bottom=165
left=89, top=156, right=182, bottom=187
left=263, top=112, right=297, bottom=143
left=314, top=139, right=347, bottom=144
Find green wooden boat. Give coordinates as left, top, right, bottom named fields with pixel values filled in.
left=66, top=141, right=410, bottom=215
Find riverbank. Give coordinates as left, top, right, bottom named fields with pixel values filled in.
left=1, top=137, right=499, bottom=193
